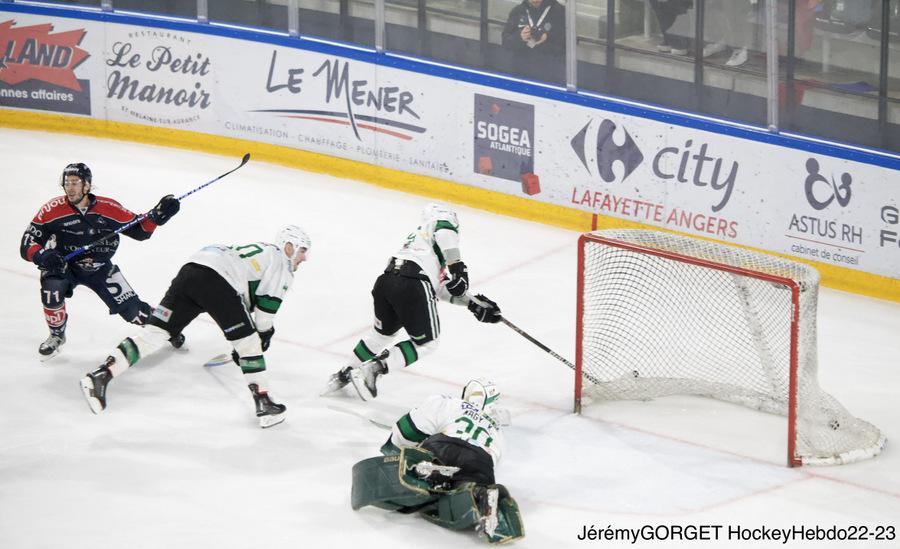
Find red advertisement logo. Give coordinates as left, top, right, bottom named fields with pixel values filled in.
left=0, top=20, right=89, bottom=91
left=44, top=308, right=66, bottom=328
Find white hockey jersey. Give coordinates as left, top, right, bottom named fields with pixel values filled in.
left=393, top=204, right=461, bottom=299
left=188, top=242, right=294, bottom=332
left=390, top=394, right=505, bottom=466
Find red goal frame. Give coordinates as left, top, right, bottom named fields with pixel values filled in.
left=575, top=233, right=804, bottom=467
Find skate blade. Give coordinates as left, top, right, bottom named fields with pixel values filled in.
left=319, top=374, right=349, bottom=397
left=39, top=348, right=62, bottom=363
left=78, top=377, right=103, bottom=415
left=259, top=413, right=286, bottom=428
left=348, top=370, right=372, bottom=402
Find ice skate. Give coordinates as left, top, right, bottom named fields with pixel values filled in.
left=38, top=333, right=66, bottom=362
left=350, top=353, right=389, bottom=400
left=169, top=332, right=185, bottom=349
left=80, top=359, right=113, bottom=414
left=321, top=365, right=354, bottom=396
left=249, top=383, right=286, bottom=428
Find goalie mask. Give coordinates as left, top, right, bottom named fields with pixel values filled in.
left=276, top=225, right=311, bottom=268
left=462, top=378, right=500, bottom=413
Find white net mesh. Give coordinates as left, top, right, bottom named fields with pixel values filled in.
left=579, top=229, right=884, bottom=465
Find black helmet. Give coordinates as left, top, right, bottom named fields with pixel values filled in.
left=61, top=163, right=92, bottom=186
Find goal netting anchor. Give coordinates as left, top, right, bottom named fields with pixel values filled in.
left=575, top=229, right=885, bottom=467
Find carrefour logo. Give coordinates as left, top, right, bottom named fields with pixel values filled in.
left=571, top=118, right=643, bottom=183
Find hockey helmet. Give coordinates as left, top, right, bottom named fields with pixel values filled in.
left=276, top=224, right=311, bottom=262
left=421, top=202, right=458, bottom=227
left=462, top=378, right=500, bottom=412
left=61, top=162, right=92, bottom=186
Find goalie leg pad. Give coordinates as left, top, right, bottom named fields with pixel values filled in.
left=419, top=483, right=525, bottom=543
left=351, top=454, right=437, bottom=512
left=420, top=484, right=480, bottom=531
left=488, top=485, right=525, bottom=544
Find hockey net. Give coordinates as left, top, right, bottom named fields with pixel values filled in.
left=576, top=229, right=885, bottom=466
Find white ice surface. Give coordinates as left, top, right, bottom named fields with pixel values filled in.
left=1, top=128, right=898, bottom=549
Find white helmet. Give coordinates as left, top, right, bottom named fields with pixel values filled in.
left=276, top=225, right=311, bottom=262
left=462, top=378, right=500, bottom=412
left=421, top=202, right=458, bottom=227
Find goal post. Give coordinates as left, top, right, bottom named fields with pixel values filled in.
left=575, top=229, right=885, bottom=467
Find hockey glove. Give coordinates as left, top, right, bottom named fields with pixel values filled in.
left=259, top=328, right=275, bottom=352
left=148, top=194, right=180, bottom=225
left=445, top=261, right=469, bottom=297
left=468, top=294, right=502, bottom=323
left=33, top=248, right=67, bottom=275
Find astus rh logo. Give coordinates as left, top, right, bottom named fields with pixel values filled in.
left=0, top=20, right=89, bottom=91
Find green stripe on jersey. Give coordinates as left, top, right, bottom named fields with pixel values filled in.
left=248, top=280, right=260, bottom=310
left=431, top=242, right=446, bottom=267
left=397, top=413, right=429, bottom=443
left=256, top=295, right=282, bottom=314
left=353, top=340, right=376, bottom=362
left=397, top=340, right=418, bottom=366
left=434, top=220, right=458, bottom=233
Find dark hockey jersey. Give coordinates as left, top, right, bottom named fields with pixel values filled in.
left=20, top=194, right=157, bottom=271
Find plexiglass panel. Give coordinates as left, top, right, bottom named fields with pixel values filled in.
left=384, top=0, right=485, bottom=71
left=780, top=0, right=885, bottom=149
left=887, top=0, right=900, bottom=150
left=112, top=0, right=197, bottom=17
left=296, top=0, right=374, bottom=47
left=208, top=0, right=287, bottom=31
left=27, top=0, right=102, bottom=7
left=700, top=0, right=767, bottom=126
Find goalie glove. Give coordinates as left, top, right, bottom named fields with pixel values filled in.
left=258, top=328, right=275, bottom=352
left=148, top=194, right=180, bottom=225
left=445, top=261, right=469, bottom=297
left=468, top=294, right=501, bottom=323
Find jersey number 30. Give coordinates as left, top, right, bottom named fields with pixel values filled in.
left=453, top=417, right=493, bottom=447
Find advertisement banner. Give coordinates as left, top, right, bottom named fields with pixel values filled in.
left=2, top=9, right=897, bottom=281
left=102, top=27, right=214, bottom=127
left=473, top=94, right=535, bottom=193
left=0, top=19, right=92, bottom=115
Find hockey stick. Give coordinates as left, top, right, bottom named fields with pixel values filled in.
left=325, top=401, right=392, bottom=430
left=64, top=153, right=251, bottom=261
left=497, top=316, right=574, bottom=370
left=500, top=315, right=604, bottom=386
left=468, top=295, right=603, bottom=384
left=204, top=353, right=232, bottom=367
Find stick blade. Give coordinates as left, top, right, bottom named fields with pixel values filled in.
left=240, top=153, right=251, bottom=165
left=203, top=353, right=232, bottom=367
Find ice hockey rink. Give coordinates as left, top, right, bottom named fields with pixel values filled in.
left=1, top=127, right=898, bottom=548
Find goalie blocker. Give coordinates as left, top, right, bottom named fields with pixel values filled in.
left=351, top=447, right=524, bottom=544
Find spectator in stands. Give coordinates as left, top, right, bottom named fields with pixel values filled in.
left=705, top=0, right=823, bottom=68
left=502, top=0, right=566, bottom=84
left=648, top=0, right=694, bottom=56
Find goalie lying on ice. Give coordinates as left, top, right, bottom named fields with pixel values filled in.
left=350, top=379, right=523, bottom=544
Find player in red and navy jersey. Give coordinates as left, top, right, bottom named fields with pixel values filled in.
left=19, top=163, right=181, bottom=360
